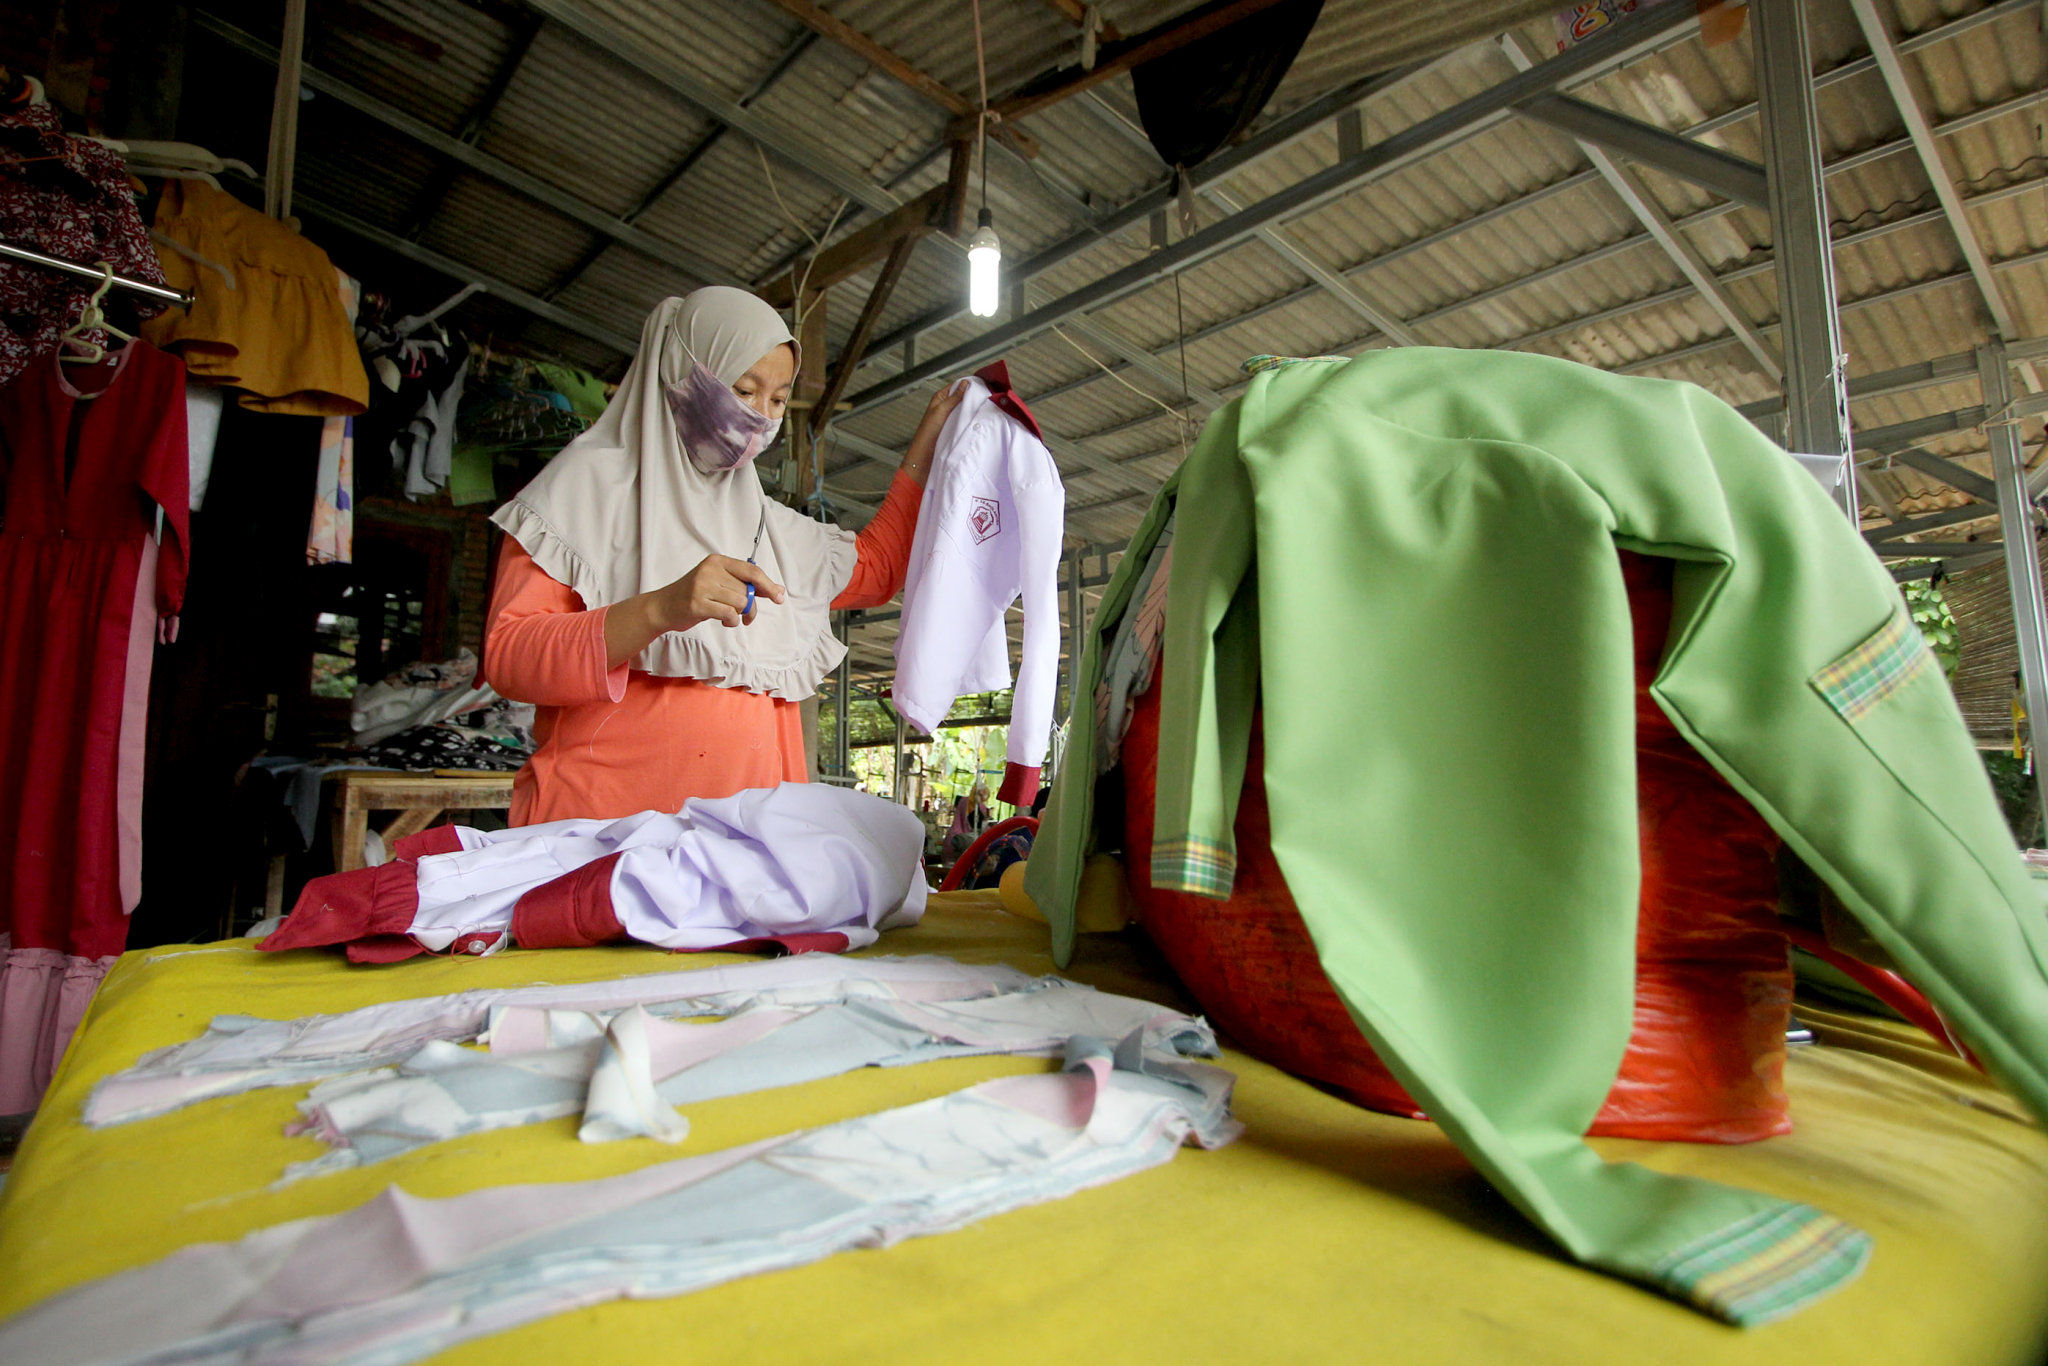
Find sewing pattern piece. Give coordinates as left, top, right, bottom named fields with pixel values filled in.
left=85, top=955, right=1039, bottom=1126
left=4, top=1031, right=1238, bottom=1366
left=279, top=979, right=1215, bottom=1183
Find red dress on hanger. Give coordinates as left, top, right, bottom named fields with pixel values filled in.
left=0, top=340, right=187, bottom=1113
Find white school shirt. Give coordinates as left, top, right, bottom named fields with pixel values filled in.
left=893, top=375, right=1066, bottom=804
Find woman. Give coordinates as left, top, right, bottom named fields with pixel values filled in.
left=486, top=287, right=960, bottom=826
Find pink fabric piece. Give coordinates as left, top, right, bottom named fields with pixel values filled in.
left=640, top=1007, right=796, bottom=1075
left=490, top=1004, right=799, bottom=1077
left=116, top=536, right=159, bottom=915
left=0, top=937, right=116, bottom=1114
left=483, top=1006, right=552, bottom=1055
left=223, top=1141, right=778, bottom=1326
left=978, top=1059, right=1108, bottom=1129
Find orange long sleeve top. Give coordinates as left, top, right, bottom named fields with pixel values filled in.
left=485, top=472, right=922, bottom=827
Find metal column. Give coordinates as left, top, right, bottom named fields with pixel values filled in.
left=1066, top=549, right=1086, bottom=713
left=1752, top=0, right=1855, bottom=520
left=832, top=612, right=852, bottom=782
left=1981, top=342, right=2048, bottom=829
left=893, top=712, right=907, bottom=805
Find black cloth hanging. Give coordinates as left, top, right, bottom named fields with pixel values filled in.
left=1131, top=0, right=1325, bottom=171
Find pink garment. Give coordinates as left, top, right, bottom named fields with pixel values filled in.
left=116, top=535, right=158, bottom=914
left=0, top=939, right=118, bottom=1114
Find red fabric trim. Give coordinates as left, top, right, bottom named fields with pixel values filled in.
left=685, top=932, right=851, bottom=956
left=346, top=935, right=429, bottom=964
left=996, top=762, right=1042, bottom=808
left=511, top=852, right=630, bottom=949
left=973, top=360, right=1044, bottom=440
left=391, top=825, right=465, bottom=861
left=262, top=861, right=420, bottom=954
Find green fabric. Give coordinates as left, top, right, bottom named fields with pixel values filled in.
left=1027, top=348, right=2048, bottom=1325
left=532, top=362, right=611, bottom=421
left=448, top=444, right=498, bottom=506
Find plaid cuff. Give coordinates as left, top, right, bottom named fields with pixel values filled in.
left=1812, top=610, right=1933, bottom=722
left=1151, top=837, right=1238, bottom=900
left=1241, top=353, right=1350, bottom=376
left=1646, top=1205, right=1872, bottom=1327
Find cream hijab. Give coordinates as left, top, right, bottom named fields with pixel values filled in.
left=491, top=289, right=856, bottom=699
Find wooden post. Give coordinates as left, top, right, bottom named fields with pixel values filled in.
left=814, top=235, right=917, bottom=424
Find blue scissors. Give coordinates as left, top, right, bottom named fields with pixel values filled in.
left=743, top=509, right=766, bottom=617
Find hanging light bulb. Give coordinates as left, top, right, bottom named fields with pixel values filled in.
left=967, top=207, right=1001, bottom=318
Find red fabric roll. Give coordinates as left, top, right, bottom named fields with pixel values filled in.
left=1121, top=550, right=1793, bottom=1143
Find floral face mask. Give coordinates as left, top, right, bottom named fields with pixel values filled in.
left=664, top=346, right=780, bottom=476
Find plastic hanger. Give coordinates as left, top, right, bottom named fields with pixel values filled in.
left=59, top=262, right=134, bottom=365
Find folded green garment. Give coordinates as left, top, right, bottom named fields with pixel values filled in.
left=1029, top=348, right=2048, bottom=1325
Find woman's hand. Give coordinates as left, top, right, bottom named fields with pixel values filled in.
left=605, top=555, right=787, bottom=667
left=652, top=554, right=786, bottom=630
left=900, top=379, right=966, bottom=486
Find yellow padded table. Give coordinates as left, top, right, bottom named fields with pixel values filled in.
left=2, top=892, right=2045, bottom=1365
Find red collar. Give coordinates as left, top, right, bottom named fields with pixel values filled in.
left=973, top=360, right=1043, bottom=441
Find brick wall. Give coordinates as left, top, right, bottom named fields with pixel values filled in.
left=356, top=495, right=499, bottom=661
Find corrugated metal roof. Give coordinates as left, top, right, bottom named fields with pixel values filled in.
left=168, top=0, right=2048, bottom=682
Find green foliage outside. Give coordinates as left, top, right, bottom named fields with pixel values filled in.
left=1899, top=572, right=1959, bottom=677
left=1981, top=750, right=2043, bottom=845
left=1897, top=565, right=2042, bottom=843
left=819, top=690, right=1021, bottom=813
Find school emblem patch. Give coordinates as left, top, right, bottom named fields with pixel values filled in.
left=970, top=496, right=1002, bottom=544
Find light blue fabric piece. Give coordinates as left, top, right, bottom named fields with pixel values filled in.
left=283, top=981, right=1216, bottom=1182
left=87, top=956, right=1040, bottom=1126
left=0, top=1031, right=1240, bottom=1366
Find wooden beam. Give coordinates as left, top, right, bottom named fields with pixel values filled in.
left=816, top=234, right=918, bottom=424
left=759, top=0, right=975, bottom=116
left=990, top=0, right=1297, bottom=124
left=760, top=180, right=954, bottom=308
left=940, top=136, right=974, bottom=236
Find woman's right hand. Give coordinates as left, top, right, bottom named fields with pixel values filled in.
left=606, top=555, right=788, bottom=668
left=649, top=554, right=787, bottom=631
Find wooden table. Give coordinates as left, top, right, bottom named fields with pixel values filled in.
left=329, top=771, right=517, bottom=874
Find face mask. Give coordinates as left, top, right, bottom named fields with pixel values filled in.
left=663, top=349, right=780, bottom=476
